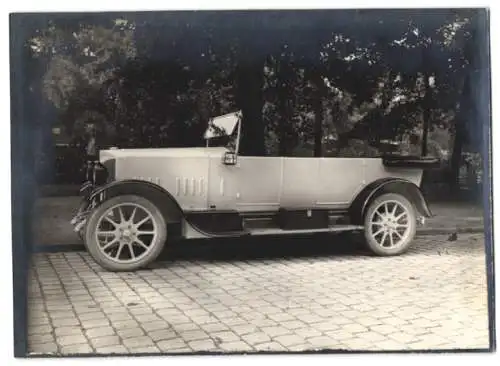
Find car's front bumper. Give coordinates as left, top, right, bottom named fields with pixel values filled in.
left=70, top=181, right=98, bottom=233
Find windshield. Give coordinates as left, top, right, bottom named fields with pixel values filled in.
left=204, top=111, right=241, bottom=140
left=204, top=111, right=241, bottom=150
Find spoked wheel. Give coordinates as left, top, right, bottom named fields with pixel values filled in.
left=84, top=195, right=167, bottom=271
left=363, top=193, right=416, bottom=256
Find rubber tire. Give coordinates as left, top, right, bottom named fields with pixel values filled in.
left=363, top=193, right=417, bottom=256
left=84, top=195, right=167, bottom=272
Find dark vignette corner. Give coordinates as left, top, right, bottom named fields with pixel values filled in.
left=10, top=12, right=35, bottom=358
left=476, top=8, right=496, bottom=353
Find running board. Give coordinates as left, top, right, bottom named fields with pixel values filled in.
left=242, top=212, right=351, bottom=231
left=249, top=225, right=364, bottom=236
left=183, top=220, right=363, bottom=240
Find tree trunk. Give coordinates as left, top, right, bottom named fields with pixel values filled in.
left=196, top=87, right=212, bottom=146
left=277, top=59, right=292, bottom=156
left=309, top=70, right=326, bottom=157
left=449, top=64, right=473, bottom=192
left=236, top=59, right=266, bottom=156
left=421, top=76, right=431, bottom=157
left=450, top=119, right=465, bottom=192
left=313, top=97, right=323, bottom=157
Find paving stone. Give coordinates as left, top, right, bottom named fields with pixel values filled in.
left=77, top=311, right=107, bottom=322
left=106, top=312, right=135, bottom=323
left=28, top=317, right=51, bottom=327
left=179, top=329, right=210, bottom=342
left=116, top=327, right=145, bottom=339
left=369, top=339, right=406, bottom=350
left=133, top=313, right=161, bottom=323
left=85, top=326, right=116, bottom=339
left=295, top=313, right=324, bottom=324
left=307, top=335, right=340, bottom=349
left=122, top=335, right=155, bottom=348
left=287, top=343, right=314, bottom=352
left=220, top=317, right=248, bottom=327
left=230, top=324, right=260, bottom=336
left=162, top=346, right=193, bottom=353
left=260, top=326, right=291, bottom=338
left=295, top=327, right=323, bottom=339
left=388, top=331, right=421, bottom=344
left=157, top=338, right=189, bottom=352
left=128, top=345, right=160, bottom=353
left=219, top=340, right=254, bottom=352
left=240, top=332, right=271, bottom=345
left=353, top=330, right=389, bottom=343
left=252, top=318, right=279, bottom=328
left=73, top=305, right=102, bottom=315
left=253, top=341, right=288, bottom=352
left=56, top=334, right=89, bottom=347
left=210, top=331, right=240, bottom=345
left=191, top=315, right=219, bottom=325
left=29, top=332, right=56, bottom=346
left=370, top=324, right=401, bottom=335
left=161, top=314, right=191, bottom=325
left=280, top=320, right=307, bottom=330
left=188, top=338, right=217, bottom=351
left=148, top=328, right=178, bottom=342
left=274, top=334, right=307, bottom=348
left=314, top=321, right=342, bottom=332
left=27, top=341, right=59, bottom=354
left=28, top=324, right=53, bottom=335
left=60, top=343, right=94, bottom=354
left=52, top=328, right=84, bottom=342
left=81, top=318, right=110, bottom=330
left=141, top=320, right=170, bottom=332
left=49, top=310, right=77, bottom=319
left=95, top=345, right=128, bottom=354
left=355, top=316, right=384, bottom=327
left=110, top=318, right=139, bottom=329
left=51, top=317, right=80, bottom=327
left=341, top=337, right=378, bottom=350
left=89, top=335, right=121, bottom=348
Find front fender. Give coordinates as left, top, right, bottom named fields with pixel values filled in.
left=77, top=179, right=185, bottom=224
left=349, top=178, right=433, bottom=225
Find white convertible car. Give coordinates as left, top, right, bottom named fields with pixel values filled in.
left=72, top=112, right=439, bottom=271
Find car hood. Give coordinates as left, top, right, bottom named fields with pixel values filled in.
left=99, top=147, right=228, bottom=161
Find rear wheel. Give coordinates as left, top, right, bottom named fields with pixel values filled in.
left=84, top=195, right=167, bottom=271
left=363, top=193, right=416, bottom=256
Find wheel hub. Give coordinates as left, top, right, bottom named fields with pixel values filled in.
left=384, top=219, right=397, bottom=230
left=120, top=227, right=136, bottom=242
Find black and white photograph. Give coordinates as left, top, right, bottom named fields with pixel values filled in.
left=8, top=5, right=494, bottom=358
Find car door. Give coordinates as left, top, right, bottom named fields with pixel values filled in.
left=207, top=156, right=282, bottom=212
left=316, top=157, right=366, bottom=209
left=280, top=157, right=321, bottom=209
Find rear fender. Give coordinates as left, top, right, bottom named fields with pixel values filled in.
left=349, top=178, right=433, bottom=225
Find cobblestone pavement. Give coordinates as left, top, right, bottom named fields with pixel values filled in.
left=27, top=233, right=490, bottom=355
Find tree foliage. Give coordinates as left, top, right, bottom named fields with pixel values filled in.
left=24, top=9, right=487, bottom=187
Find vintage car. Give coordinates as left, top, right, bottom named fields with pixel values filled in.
left=71, top=111, right=439, bottom=271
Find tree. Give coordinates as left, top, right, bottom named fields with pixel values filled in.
left=30, top=17, right=137, bottom=142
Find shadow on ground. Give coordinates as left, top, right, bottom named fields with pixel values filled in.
left=150, top=231, right=484, bottom=266
left=151, top=233, right=370, bottom=265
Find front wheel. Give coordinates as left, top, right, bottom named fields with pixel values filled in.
left=363, top=193, right=417, bottom=256
left=84, top=195, right=167, bottom=271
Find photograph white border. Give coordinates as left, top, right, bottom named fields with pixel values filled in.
left=1, top=1, right=497, bottom=365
